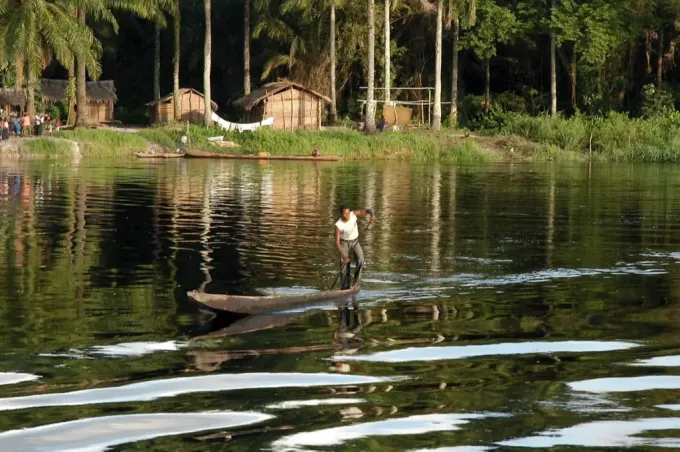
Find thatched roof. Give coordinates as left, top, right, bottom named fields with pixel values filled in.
left=0, top=87, right=27, bottom=106
left=145, top=88, right=218, bottom=111
left=40, top=79, right=117, bottom=104
left=233, top=80, right=332, bottom=111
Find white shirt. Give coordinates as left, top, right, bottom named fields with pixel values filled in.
left=335, top=211, right=359, bottom=241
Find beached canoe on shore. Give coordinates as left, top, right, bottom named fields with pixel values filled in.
left=186, top=287, right=359, bottom=315
left=184, top=149, right=341, bottom=161
left=136, top=152, right=184, bottom=159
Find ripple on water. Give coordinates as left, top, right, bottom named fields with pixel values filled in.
left=0, top=373, right=395, bottom=411
left=0, top=373, right=40, bottom=386
left=38, top=341, right=187, bottom=360
left=631, top=355, right=680, bottom=367
left=412, top=448, right=491, bottom=452
left=459, top=266, right=667, bottom=288
left=272, top=413, right=496, bottom=450
left=87, top=341, right=186, bottom=357
left=498, top=418, right=680, bottom=448
left=265, top=398, right=366, bottom=410
left=0, top=411, right=273, bottom=452
left=568, top=376, right=680, bottom=393
left=332, top=341, right=641, bottom=363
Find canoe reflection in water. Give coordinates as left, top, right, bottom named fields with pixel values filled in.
left=187, top=297, right=367, bottom=373
left=187, top=297, right=362, bottom=372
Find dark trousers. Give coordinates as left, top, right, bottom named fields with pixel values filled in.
left=340, top=239, right=365, bottom=290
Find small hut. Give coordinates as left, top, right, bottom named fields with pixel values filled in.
left=0, top=87, right=27, bottom=115
left=145, top=88, right=218, bottom=124
left=233, top=80, right=331, bottom=131
left=40, top=79, right=117, bottom=124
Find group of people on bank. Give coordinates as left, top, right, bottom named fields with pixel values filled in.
left=0, top=109, right=61, bottom=139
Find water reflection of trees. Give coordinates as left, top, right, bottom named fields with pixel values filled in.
left=1, top=161, right=680, bottom=386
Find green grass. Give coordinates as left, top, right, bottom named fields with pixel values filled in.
left=56, top=129, right=150, bottom=157
left=497, top=111, right=680, bottom=162
left=196, top=127, right=497, bottom=162
left=441, top=141, right=495, bottom=163
left=18, top=112, right=680, bottom=163
left=22, top=138, right=73, bottom=157
left=131, top=124, right=500, bottom=162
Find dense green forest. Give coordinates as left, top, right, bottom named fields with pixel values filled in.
left=5, top=0, right=680, bottom=129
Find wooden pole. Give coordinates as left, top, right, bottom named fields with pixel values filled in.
left=280, top=94, right=286, bottom=130
left=290, top=89, right=294, bottom=130
left=428, top=89, right=431, bottom=127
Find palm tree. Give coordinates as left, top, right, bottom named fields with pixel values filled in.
left=153, top=0, right=178, bottom=103
left=450, top=15, right=459, bottom=125
left=0, top=0, right=102, bottom=118
left=173, top=0, right=180, bottom=119
left=330, top=0, right=337, bottom=122
left=73, top=0, right=173, bottom=127
left=15, top=55, right=23, bottom=89
left=154, top=23, right=161, bottom=101
left=448, top=0, right=476, bottom=126
left=433, top=0, right=443, bottom=129
left=384, top=0, right=390, bottom=103
left=244, top=0, right=251, bottom=95
left=75, top=7, right=88, bottom=125
left=204, top=0, right=212, bottom=126
left=365, top=0, right=376, bottom=132
left=279, top=0, right=345, bottom=122
left=549, top=0, right=556, bottom=116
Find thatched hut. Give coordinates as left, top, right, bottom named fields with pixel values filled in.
left=145, top=88, right=218, bottom=124
left=40, top=79, right=117, bottom=124
left=0, top=87, right=27, bottom=114
left=233, top=80, right=331, bottom=131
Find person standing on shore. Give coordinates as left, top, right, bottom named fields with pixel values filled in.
left=335, top=205, right=375, bottom=290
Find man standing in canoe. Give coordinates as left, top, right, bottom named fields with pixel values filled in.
left=335, top=205, right=375, bottom=290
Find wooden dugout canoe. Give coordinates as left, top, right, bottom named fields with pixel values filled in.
left=186, top=287, right=359, bottom=315
left=184, top=149, right=341, bottom=161
left=136, top=152, right=184, bottom=159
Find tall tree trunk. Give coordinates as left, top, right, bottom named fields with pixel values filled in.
left=570, top=49, right=576, bottom=110
left=173, top=0, right=181, bottom=120
left=365, top=0, right=376, bottom=132
left=15, top=55, right=23, bottom=88
left=154, top=24, right=161, bottom=101
left=549, top=23, right=557, bottom=114
left=628, top=40, right=635, bottom=97
left=433, top=0, right=443, bottom=129
left=646, top=31, right=652, bottom=74
left=67, top=58, right=76, bottom=125
left=484, top=58, right=490, bottom=114
left=203, top=0, right=212, bottom=126
left=75, top=8, right=88, bottom=128
left=329, top=0, right=337, bottom=123
left=657, top=29, right=664, bottom=89
left=384, top=0, right=390, bottom=103
left=26, top=66, right=35, bottom=119
left=244, top=0, right=251, bottom=95
left=450, top=18, right=459, bottom=127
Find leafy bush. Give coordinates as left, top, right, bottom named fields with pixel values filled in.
left=640, top=84, right=675, bottom=118
left=495, top=92, right=527, bottom=113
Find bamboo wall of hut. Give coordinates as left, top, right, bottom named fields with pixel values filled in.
left=234, top=80, right=331, bottom=131
left=146, top=89, right=218, bottom=124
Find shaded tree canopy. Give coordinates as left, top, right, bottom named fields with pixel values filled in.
left=11, top=0, right=680, bottom=120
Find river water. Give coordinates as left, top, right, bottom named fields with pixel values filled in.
left=1, top=158, right=680, bottom=450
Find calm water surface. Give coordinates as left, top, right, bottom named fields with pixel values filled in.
left=1, top=158, right=680, bottom=450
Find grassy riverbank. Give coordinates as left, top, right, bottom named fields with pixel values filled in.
left=488, top=112, right=680, bottom=163
left=53, top=125, right=556, bottom=163
left=2, top=112, right=680, bottom=163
